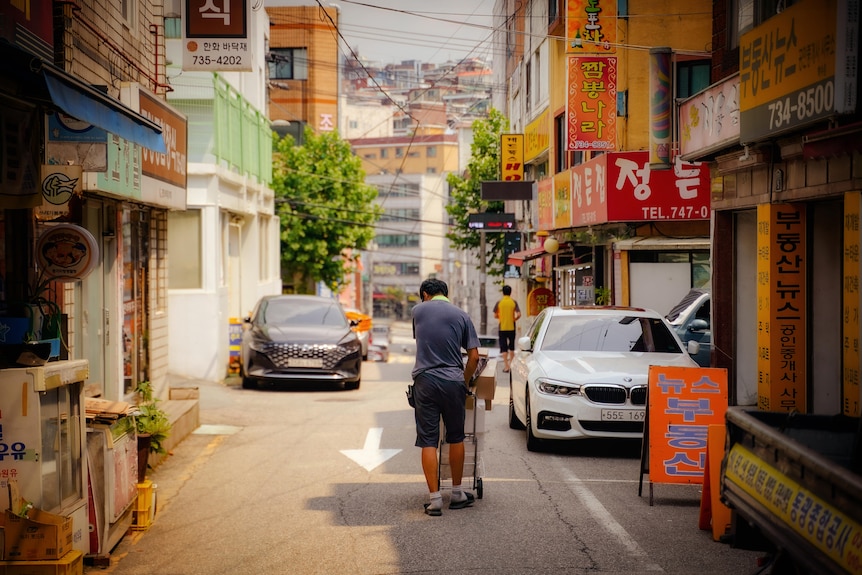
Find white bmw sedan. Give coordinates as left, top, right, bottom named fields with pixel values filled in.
left=509, top=306, right=700, bottom=451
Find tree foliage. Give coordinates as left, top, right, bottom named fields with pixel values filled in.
left=446, top=108, right=509, bottom=277
left=273, top=128, right=380, bottom=294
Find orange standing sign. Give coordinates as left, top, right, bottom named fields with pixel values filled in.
left=647, top=366, right=728, bottom=484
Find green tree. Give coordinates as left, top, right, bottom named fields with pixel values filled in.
left=273, top=128, right=380, bottom=294
left=446, top=108, right=509, bottom=277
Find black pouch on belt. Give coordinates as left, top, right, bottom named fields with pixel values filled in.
left=406, top=384, right=415, bottom=408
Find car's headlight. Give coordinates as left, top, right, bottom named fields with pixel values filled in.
left=536, top=378, right=582, bottom=396
left=340, top=339, right=361, bottom=353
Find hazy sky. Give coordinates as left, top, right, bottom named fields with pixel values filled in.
left=266, top=0, right=496, bottom=64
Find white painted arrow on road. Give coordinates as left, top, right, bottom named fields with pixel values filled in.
left=340, top=427, right=402, bottom=471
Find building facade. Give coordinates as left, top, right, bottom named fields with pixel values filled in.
left=495, top=0, right=714, bottom=326
left=165, top=5, right=281, bottom=382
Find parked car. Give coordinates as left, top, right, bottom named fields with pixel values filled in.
left=368, top=324, right=391, bottom=362
left=343, top=307, right=372, bottom=361
left=509, top=306, right=700, bottom=451
left=240, top=295, right=362, bottom=390
left=666, top=288, right=711, bottom=367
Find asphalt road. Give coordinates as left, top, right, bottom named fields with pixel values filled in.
left=87, top=323, right=767, bottom=574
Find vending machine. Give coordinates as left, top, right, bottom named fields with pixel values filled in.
left=0, top=359, right=90, bottom=554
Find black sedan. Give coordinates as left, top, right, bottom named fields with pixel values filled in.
left=240, top=295, right=362, bottom=390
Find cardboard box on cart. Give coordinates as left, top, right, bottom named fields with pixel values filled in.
left=1, top=508, right=73, bottom=561
left=473, top=359, right=497, bottom=402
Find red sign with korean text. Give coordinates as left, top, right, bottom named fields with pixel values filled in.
left=607, top=151, right=710, bottom=221
left=527, top=287, right=555, bottom=316
left=537, top=177, right=554, bottom=231
left=648, top=366, right=728, bottom=485
left=567, top=56, right=617, bottom=151
left=569, top=154, right=609, bottom=226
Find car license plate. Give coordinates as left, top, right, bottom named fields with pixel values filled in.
left=600, top=409, right=645, bottom=421
left=288, top=358, right=323, bottom=368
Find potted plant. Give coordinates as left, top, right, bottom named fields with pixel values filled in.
left=133, top=380, right=172, bottom=483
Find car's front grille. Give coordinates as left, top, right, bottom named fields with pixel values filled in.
left=630, top=386, right=647, bottom=405
left=583, top=385, right=627, bottom=404
left=582, top=384, right=647, bottom=405
left=264, top=343, right=350, bottom=369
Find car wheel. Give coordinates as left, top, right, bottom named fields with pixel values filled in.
left=508, top=381, right=525, bottom=430
left=525, top=390, right=544, bottom=452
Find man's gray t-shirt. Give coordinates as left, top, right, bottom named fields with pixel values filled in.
left=412, top=299, right=480, bottom=382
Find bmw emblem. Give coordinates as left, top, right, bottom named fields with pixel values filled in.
left=623, top=377, right=632, bottom=382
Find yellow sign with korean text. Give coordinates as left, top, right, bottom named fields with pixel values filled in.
left=537, top=177, right=554, bottom=231
left=648, top=366, right=728, bottom=485
left=756, top=203, right=807, bottom=412
left=553, top=170, right=572, bottom=230
left=725, top=444, right=862, bottom=574
left=501, top=134, right=525, bottom=181
left=566, top=0, right=616, bottom=54
left=738, top=0, right=856, bottom=141
left=524, top=109, right=550, bottom=162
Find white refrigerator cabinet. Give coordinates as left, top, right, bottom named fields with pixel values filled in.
left=0, top=359, right=89, bottom=554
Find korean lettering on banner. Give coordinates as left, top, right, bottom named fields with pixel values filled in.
left=648, top=366, right=728, bottom=484
left=537, top=177, right=554, bottom=231
left=501, top=134, right=525, bottom=181
left=606, top=151, right=711, bottom=221
left=566, top=0, right=616, bottom=54
left=183, top=0, right=252, bottom=72
left=569, top=153, right=609, bottom=226
left=553, top=170, right=572, bottom=229
left=756, top=204, right=807, bottom=412
left=567, top=56, right=617, bottom=151
left=725, top=445, right=862, bottom=574
left=844, top=192, right=861, bottom=417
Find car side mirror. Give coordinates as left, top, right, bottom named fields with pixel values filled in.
left=517, top=336, right=532, bottom=351
left=689, top=319, right=709, bottom=332
left=687, top=340, right=701, bottom=356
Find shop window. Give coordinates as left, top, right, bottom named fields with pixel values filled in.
left=268, top=48, right=308, bottom=80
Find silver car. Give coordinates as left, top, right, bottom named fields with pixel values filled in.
left=509, top=306, right=699, bottom=451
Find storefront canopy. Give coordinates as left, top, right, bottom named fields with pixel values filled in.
left=507, top=246, right=548, bottom=266
left=0, top=42, right=166, bottom=153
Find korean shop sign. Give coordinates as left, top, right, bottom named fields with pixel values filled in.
left=183, top=0, right=252, bottom=71
left=501, top=134, right=525, bottom=181
left=567, top=151, right=711, bottom=225
left=648, top=366, right=728, bottom=484
left=537, top=177, right=554, bottom=231
left=678, top=74, right=740, bottom=160
left=524, top=109, right=550, bottom=162
left=756, top=203, right=807, bottom=412
left=566, top=0, right=616, bottom=54
left=567, top=56, right=617, bottom=151
left=739, top=0, right=858, bottom=143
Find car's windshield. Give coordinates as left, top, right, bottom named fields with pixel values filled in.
left=541, top=315, right=682, bottom=353
left=261, top=299, right=347, bottom=327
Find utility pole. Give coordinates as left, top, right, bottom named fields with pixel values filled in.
left=479, top=231, right=487, bottom=334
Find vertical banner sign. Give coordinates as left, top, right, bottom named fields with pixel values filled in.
left=524, top=110, right=550, bottom=163
left=567, top=56, right=617, bottom=151
left=739, top=0, right=858, bottom=143
left=648, top=366, right=728, bottom=484
left=649, top=47, right=672, bottom=168
left=566, top=0, right=617, bottom=54
left=553, top=170, right=572, bottom=230
left=537, top=177, right=554, bottom=231
left=844, top=192, right=861, bottom=417
left=183, top=0, right=252, bottom=71
left=570, top=153, right=609, bottom=226
left=756, top=204, right=807, bottom=412
left=501, top=134, right=525, bottom=181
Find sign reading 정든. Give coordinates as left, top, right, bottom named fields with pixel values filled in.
left=183, top=0, right=252, bottom=72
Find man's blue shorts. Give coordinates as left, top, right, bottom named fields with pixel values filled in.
left=413, top=372, right=467, bottom=448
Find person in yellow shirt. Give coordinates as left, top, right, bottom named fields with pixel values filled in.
left=493, top=285, right=521, bottom=372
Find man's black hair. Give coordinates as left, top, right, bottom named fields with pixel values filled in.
left=502, top=285, right=512, bottom=296
left=420, top=278, right=448, bottom=298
